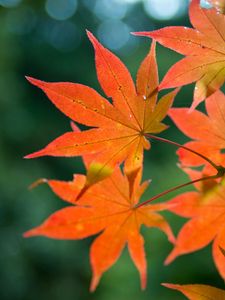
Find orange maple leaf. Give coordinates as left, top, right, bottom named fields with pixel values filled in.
left=24, top=167, right=175, bottom=291
left=25, top=31, right=178, bottom=188
left=169, top=90, right=225, bottom=169
left=134, top=0, right=225, bottom=109
left=164, top=167, right=225, bottom=281
left=162, top=283, right=225, bottom=300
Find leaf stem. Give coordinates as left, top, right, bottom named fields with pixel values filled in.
left=135, top=174, right=220, bottom=209
left=145, top=133, right=219, bottom=170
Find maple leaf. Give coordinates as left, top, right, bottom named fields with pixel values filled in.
left=134, top=0, right=225, bottom=109
left=24, top=167, right=175, bottom=291
left=169, top=90, right=225, bottom=168
left=162, top=283, right=225, bottom=300
left=24, top=31, right=178, bottom=189
left=164, top=167, right=225, bottom=281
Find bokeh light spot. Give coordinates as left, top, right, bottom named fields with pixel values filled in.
left=5, top=7, right=37, bottom=35
left=200, top=0, right=213, bottom=8
left=43, top=21, right=81, bottom=52
left=45, top=0, right=77, bottom=21
left=143, top=0, right=188, bottom=20
left=121, top=0, right=141, bottom=3
left=94, top=0, right=128, bottom=20
left=0, top=0, right=22, bottom=7
left=97, top=20, right=131, bottom=50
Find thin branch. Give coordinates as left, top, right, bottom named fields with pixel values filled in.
left=135, top=174, right=219, bottom=209
left=145, top=133, right=219, bottom=170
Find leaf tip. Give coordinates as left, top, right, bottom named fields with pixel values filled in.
left=161, top=283, right=179, bottom=291
left=24, top=150, right=43, bottom=159
left=24, top=153, right=34, bottom=159
left=174, top=87, right=181, bottom=94
left=25, top=75, right=32, bottom=81
left=89, top=274, right=100, bottom=293
left=25, top=76, right=40, bottom=86
left=23, top=228, right=38, bottom=238
left=140, top=274, right=147, bottom=290
left=86, top=30, right=96, bottom=43
left=85, top=29, right=91, bottom=36
left=23, top=231, right=31, bottom=238
left=161, top=283, right=171, bottom=288
left=28, top=178, right=48, bottom=190
left=86, top=30, right=102, bottom=51
left=158, top=81, right=169, bottom=91
left=164, top=250, right=176, bottom=265
left=131, top=31, right=151, bottom=37
left=70, top=121, right=80, bottom=132
left=189, top=100, right=198, bottom=112
left=169, top=233, right=176, bottom=245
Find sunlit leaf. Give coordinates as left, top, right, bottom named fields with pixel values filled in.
left=24, top=167, right=174, bottom=291
left=25, top=32, right=178, bottom=190
left=163, top=283, right=225, bottom=299
left=134, top=0, right=225, bottom=109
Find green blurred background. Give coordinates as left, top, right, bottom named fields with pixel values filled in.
left=0, top=0, right=224, bottom=299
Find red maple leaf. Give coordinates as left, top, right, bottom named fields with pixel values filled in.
left=24, top=167, right=174, bottom=291
left=134, top=0, right=225, bottom=109
left=164, top=167, right=225, bottom=281
left=25, top=31, right=178, bottom=189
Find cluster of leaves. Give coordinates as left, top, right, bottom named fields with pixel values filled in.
left=24, top=0, right=225, bottom=298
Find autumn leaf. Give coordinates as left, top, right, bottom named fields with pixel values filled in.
left=24, top=31, right=178, bottom=189
left=162, top=283, right=225, bottom=300
left=164, top=167, right=225, bottom=280
left=134, top=0, right=225, bottom=109
left=24, top=167, right=175, bottom=291
left=169, top=90, right=225, bottom=168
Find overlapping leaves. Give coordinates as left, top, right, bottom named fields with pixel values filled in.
left=165, top=168, right=225, bottom=280
left=24, top=0, right=225, bottom=295
left=165, top=87, right=225, bottom=281
left=25, top=32, right=178, bottom=189
left=24, top=166, right=174, bottom=291
left=135, top=0, right=225, bottom=109
left=169, top=90, right=225, bottom=168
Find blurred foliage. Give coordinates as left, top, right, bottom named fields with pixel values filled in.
left=0, top=1, right=224, bottom=300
